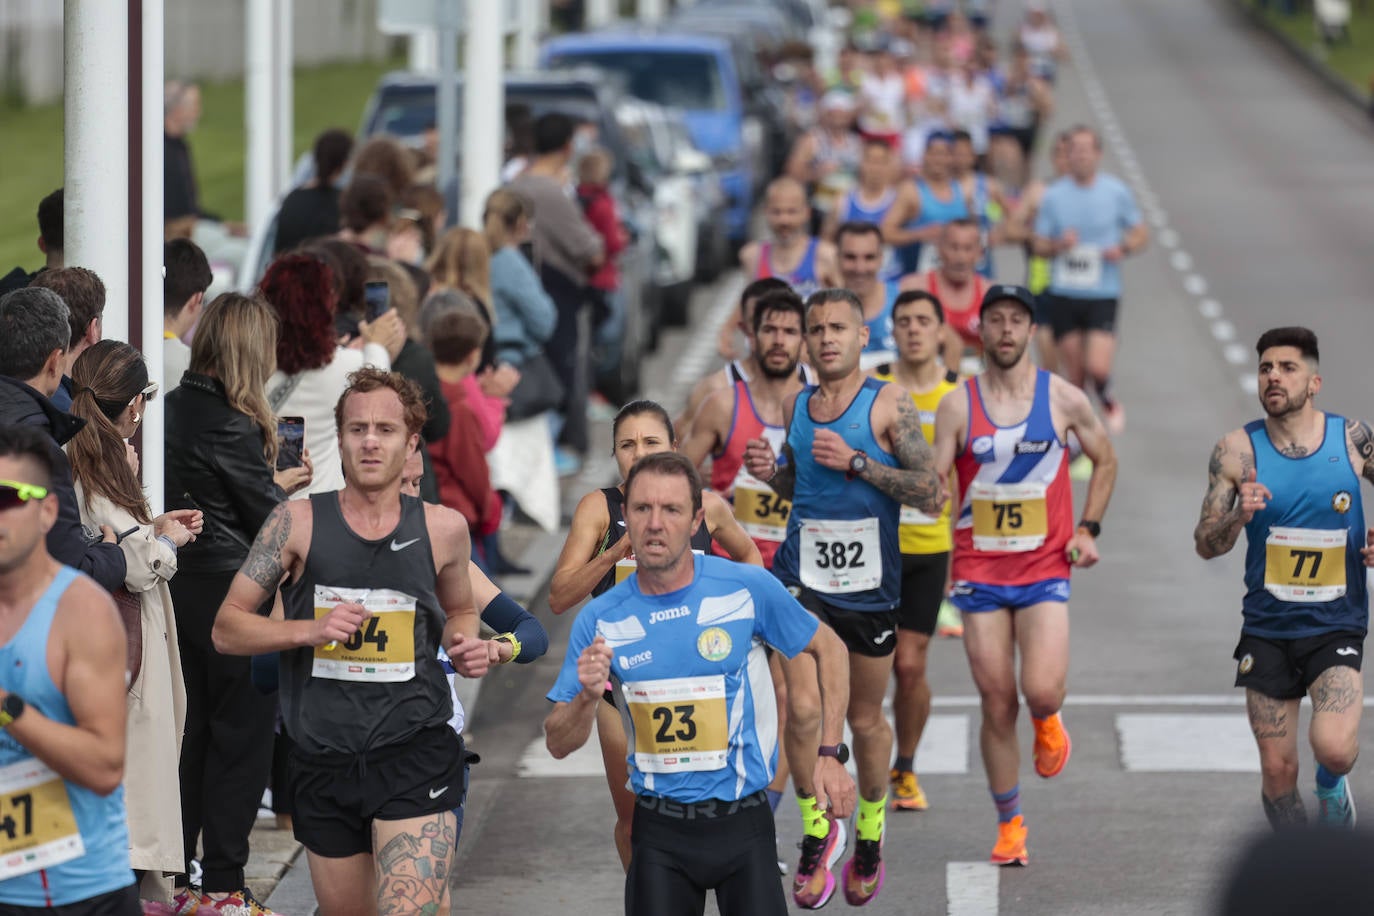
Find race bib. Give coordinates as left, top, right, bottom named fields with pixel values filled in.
left=624, top=675, right=728, bottom=773
left=0, top=758, right=83, bottom=880
left=900, top=505, right=940, bottom=527
left=732, top=476, right=790, bottom=542
left=1264, top=527, right=1347, bottom=602
left=312, top=586, right=417, bottom=683
left=916, top=241, right=942, bottom=275
left=970, top=482, right=1048, bottom=552
left=799, top=517, right=883, bottom=593
left=1052, top=244, right=1103, bottom=291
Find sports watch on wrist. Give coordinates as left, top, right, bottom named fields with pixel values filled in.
left=0, top=693, right=25, bottom=728
left=846, top=450, right=869, bottom=481
left=492, top=632, right=521, bottom=664
left=1077, top=520, right=1102, bottom=538
left=818, top=742, right=850, bottom=765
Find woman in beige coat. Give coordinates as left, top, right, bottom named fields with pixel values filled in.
left=67, top=340, right=203, bottom=905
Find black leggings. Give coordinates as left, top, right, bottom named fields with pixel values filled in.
left=625, top=792, right=786, bottom=916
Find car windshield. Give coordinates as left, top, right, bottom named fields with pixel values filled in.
left=369, top=85, right=602, bottom=140
left=547, top=51, right=727, bottom=112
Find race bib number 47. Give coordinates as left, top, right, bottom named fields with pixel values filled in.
left=799, top=517, right=882, bottom=594
left=312, top=586, right=417, bottom=683
left=0, top=758, right=83, bottom=880
left=624, top=676, right=729, bottom=773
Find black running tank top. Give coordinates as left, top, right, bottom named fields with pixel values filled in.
left=281, top=492, right=450, bottom=755
left=592, top=486, right=713, bottom=597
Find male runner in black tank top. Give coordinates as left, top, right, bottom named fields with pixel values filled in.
left=211, top=368, right=491, bottom=916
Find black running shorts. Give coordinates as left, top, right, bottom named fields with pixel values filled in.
left=290, top=727, right=471, bottom=858
left=1233, top=631, right=1365, bottom=701
left=792, top=587, right=899, bottom=657
left=897, top=552, right=949, bottom=636
left=626, top=791, right=786, bottom=916
left=0, top=883, right=139, bottom=916
left=1041, top=294, right=1119, bottom=339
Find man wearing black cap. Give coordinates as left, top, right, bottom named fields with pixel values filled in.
left=931, top=284, right=1117, bottom=867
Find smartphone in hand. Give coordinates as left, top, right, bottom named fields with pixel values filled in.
left=364, top=280, right=390, bottom=321
left=276, top=416, right=306, bottom=471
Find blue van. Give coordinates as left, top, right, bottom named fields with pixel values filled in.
left=541, top=30, right=756, bottom=243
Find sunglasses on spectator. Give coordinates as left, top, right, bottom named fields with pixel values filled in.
left=130, top=382, right=158, bottom=409
left=0, top=480, right=48, bottom=510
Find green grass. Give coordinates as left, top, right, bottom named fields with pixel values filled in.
left=0, top=53, right=405, bottom=274
left=1249, top=0, right=1374, bottom=97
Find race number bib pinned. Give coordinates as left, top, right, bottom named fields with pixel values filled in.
left=799, top=517, right=882, bottom=593
left=970, top=481, right=1049, bottom=552
left=624, top=675, right=729, bottom=773
left=732, top=472, right=791, bottom=543
left=312, top=586, right=417, bottom=683
left=1052, top=244, right=1103, bottom=291
left=1264, top=527, right=1347, bottom=602
left=0, top=758, right=84, bottom=880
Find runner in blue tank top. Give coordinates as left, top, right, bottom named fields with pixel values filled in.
left=0, top=427, right=137, bottom=915
left=1196, top=327, right=1374, bottom=831
left=834, top=222, right=903, bottom=371
left=545, top=453, right=855, bottom=916
left=822, top=140, right=903, bottom=281
left=880, top=133, right=970, bottom=277
left=743, top=289, right=943, bottom=908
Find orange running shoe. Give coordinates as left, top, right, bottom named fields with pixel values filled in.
left=1033, top=712, right=1071, bottom=779
left=989, top=815, right=1029, bottom=867
left=889, top=769, right=930, bottom=811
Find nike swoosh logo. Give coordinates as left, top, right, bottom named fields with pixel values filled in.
left=428, top=786, right=448, bottom=799
left=873, top=629, right=893, bottom=645
left=390, top=538, right=421, bottom=552
left=1337, top=647, right=1360, bottom=657
left=617, top=520, right=626, bottom=527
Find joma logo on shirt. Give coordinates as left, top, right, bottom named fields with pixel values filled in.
left=1014, top=440, right=1051, bottom=455
left=649, top=606, right=691, bottom=624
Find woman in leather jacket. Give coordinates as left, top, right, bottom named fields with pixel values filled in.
left=163, top=293, right=308, bottom=909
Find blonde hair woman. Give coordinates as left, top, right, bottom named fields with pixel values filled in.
left=67, top=341, right=203, bottom=907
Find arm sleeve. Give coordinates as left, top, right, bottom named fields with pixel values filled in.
left=753, top=570, right=820, bottom=659
left=480, top=591, right=549, bottom=663
left=547, top=605, right=598, bottom=703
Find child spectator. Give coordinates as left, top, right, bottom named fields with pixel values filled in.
left=575, top=147, right=628, bottom=335
left=424, top=306, right=502, bottom=565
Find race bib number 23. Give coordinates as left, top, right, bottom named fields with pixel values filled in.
left=624, top=676, right=729, bottom=773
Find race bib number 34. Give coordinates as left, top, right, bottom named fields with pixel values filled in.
left=733, top=478, right=790, bottom=542
left=624, top=676, right=729, bottom=773
left=0, top=758, right=84, bottom=880
left=312, top=586, right=417, bottom=683
left=1264, top=527, right=1347, bottom=602
left=799, top=517, right=882, bottom=594
left=970, top=481, right=1049, bottom=552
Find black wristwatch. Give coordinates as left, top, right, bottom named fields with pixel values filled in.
left=0, top=693, right=25, bottom=728
left=818, top=742, right=850, bottom=765
left=846, top=451, right=869, bottom=481
left=1077, top=520, right=1102, bottom=538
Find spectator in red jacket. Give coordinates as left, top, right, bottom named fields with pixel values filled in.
left=425, top=305, right=502, bottom=562
left=576, top=147, right=628, bottom=350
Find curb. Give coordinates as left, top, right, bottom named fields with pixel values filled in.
left=1230, top=0, right=1372, bottom=113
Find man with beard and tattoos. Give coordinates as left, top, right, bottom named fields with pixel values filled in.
left=931, top=284, right=1116, bottom=867
left=1195, top=327, right=1373, bottom=830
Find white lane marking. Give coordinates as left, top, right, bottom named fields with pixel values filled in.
left=1170, top=250, right=1193, bottom=272
left=517, top=731, right=606, bottom=778
left=1199, top=299, right=1223, bottom=319
left=1239, top=373, right=1258, bottom=394
left=1184, top=274, right=1209, bottom=296
left=947, top=861, right=1000, bottom=916
left=916, top=714, right=971, bottom=774
left=1117, top=714, right=1258, bottom=772
left=649, top=275, right=747, bottom=415
left=1211, top=320, right=1236, bottom=342
left=931, top=693, right=1374, bottom=708
left=1224, top=343, right=1249, bottom=365
left=1158, top=228, right=1180, bottom=249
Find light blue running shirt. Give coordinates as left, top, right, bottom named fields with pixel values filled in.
left=1034, top=172, right=1142, bottom=299
left=548, top=555, right=818, bottom=803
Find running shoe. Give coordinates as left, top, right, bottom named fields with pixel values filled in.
left=171, top=890, right=201, bottom=916
left=989, top=815, right=1029, bottom=866
left=1317, top=775, right=1357, bottom=828
left=1068, top=453, right=1094, bottom=482
left=936, top=599, right=964, bottom=638
left=190, top=888, right=278, bottom=916
left=143, top=902, right=179, bottom=916
left=1102, top=401, right=1126, bottom=436
left=1033, top=712, right=1072, bottom=779
left=842, top=837, right=886, bottom=906
left=890, top=768, right=930, bottom=811
left=793, top=813, right=847, bottom=909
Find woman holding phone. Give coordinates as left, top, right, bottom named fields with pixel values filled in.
left=67, top=340, right=204, bottom=908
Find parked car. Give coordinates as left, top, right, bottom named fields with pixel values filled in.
left=659, top=108, right=731, bottom=285
left=542, top=30, right=758, bottom=245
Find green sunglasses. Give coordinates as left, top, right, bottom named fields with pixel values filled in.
left=0, top=480, right=49, bottom=510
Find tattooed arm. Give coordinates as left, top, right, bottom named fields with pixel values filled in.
left=211, top=500, right=337, bottom=655
left=1193, top=430, right=1257, bottom=560
left=859, top=387, right=943, bottom=515
left=1347, top=418, right=1374, bottom=485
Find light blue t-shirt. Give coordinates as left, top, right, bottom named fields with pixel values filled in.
left=1034, top=173, right=1142, bottom=299
left=547, top=555, right=818, bottom=804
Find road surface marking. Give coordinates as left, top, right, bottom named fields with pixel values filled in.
left=947, top=861, right=999, bottom=916
left=1117, top=714, right=1258, bottom=772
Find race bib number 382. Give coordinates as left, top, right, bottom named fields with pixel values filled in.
left=799, top=517, right=882, bottom=594
left=312, top=586, right=417, bottom=683
left=0, top=758, right=84, bottom=880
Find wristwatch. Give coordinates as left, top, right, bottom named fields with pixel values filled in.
left=492, top=632, right=521, bottom=664
left=846, top=450, right=869, bottom=481
left=0, top=693, right=25, bottom=728
left=1077, top=520, right=1102, bottom=538
left=818, top=742, right=850, bottom=765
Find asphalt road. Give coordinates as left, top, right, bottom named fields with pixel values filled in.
left=271, top=1, right=1374, bottom=912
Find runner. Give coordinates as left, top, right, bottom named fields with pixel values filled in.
left=0, top=426, right=138, bottom=915
left=1194, top=327, right=1370, bottom=829
left=548, top=401, right=762, bottom=870
left=881, top=133, right=970, bottom=277
left=697, top=278, right=805, bottom=427
left=870, top=290, right=960, bottom=810
left=950, top=130, right=1011, bottom=281
left=743, top=288, right=944, bottom=908
left=740, top=178, right=839, bottom=303
left=785, top=90, right=864, bottom=233
left=1031, top=125, right=1148, bottom=435
left=211, top=368, right=491, bottom=916
left=1005, top=131, right=1071, bottom=374
left=544, top=452, right=856, bottom=916
left=899, top=217, right=989, bottom=372
left=931, top=284, right=1117, bottom=867
left=822, top=139, right=901, bottom=277
left=833, top=221, right=902, bottom=370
